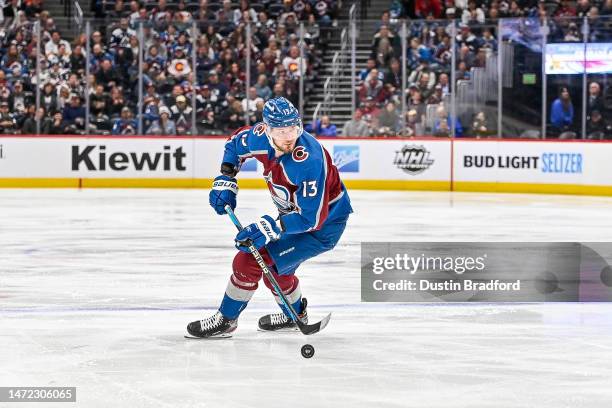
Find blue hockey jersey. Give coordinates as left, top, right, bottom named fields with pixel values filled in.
left=221, top=124, right=353, bottom=234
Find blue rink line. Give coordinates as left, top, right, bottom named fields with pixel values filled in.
left=0, top=302, right=574, bottom=315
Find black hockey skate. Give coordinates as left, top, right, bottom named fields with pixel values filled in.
left=258, top=298, right=308, bottom=332
left=186, top=311, right=237, bottom=338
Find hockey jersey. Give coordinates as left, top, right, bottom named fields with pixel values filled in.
left=222, top=124, right=353, bottom=234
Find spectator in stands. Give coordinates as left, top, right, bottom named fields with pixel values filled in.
left=436, top=73, right=450, bottom=97
left=41, top=82, right=58, bottom=114
left=377, top=102, right=400, bottom=136
left=462, top=1, right=486, bottom=24
left=408, top=87, right=426, bottom=120
left=220, top=100, right=244, bottom=132
left=433, top=105, right=463, bottom=137
left=63, top=94, right=86, bottom=132
left=402, top=109, right=424, bottom=137
left=242, top=86, right=264, bottom=116
left=207, top=70, right=228, bottom=102
left=415, top=0, right=443, bottom=18
left=112, top=107, right=138, bottom=135
left=587, top=82, right=604, bottom=116
left=456, top=25, right=478, bottom=50
left=311, top=115, right=337, bottom=137
left=45, top=31, right=71, bottom=56
left=254, top=74, right=272, bottom=101
left=425, top=84, right=441, bottom=104
left=359, top=58, right=383, bottom=83
left=8, top=81, right=31, bottom=108
left=408, top=61, right=436, bottom=96
left=22, top=107, right=51, bottom=135
left=550, top=86, right=574, bottom=134
left=372, top=25, right=399, bottom=57
left=342, top=111, right=370, bottom=137
left=374, top=37, right=395, bottom=68
left=171, top=95, right=193, bottom=135
left=49, top=111, right=68, bottom=135
left=282, top=46, right=306, bottom=79
left=109, top=86, right=128, bottom=117
left=90, top=84, right=110, bottom=116
left=96, top=59, right=119, bottom=92
left=359, top=70, right=387, bottom=104
left=469, top=111, right=490, bottom=138
left=384, top=58, right=402, bottom=94
left=147, top=105, right=177, bottom=136
left=0, top=100, right=16, bottom=133
left=586, top=110, right=611, bottom=140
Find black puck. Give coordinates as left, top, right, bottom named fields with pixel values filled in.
left=301, top=344, right=315, bottom=358
left=601, top=266, right=612, bottom=287
left=534, top=271, right=559, bottom=294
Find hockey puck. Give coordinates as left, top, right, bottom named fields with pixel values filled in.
left=601, top=266, right=612, bottom=287
left=534, top=271, right=559, bottom=294
left=301, top=344, right=315, bottom=358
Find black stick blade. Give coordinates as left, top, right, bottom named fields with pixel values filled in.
left=297, top=313, right=332, bottom=335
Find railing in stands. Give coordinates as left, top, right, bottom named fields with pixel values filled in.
left=73, top=1, right=83, bottom=27
left=312, top=102, right=322, bottom=132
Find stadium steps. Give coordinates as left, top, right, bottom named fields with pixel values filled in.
left=304, top=18, right=384, bottom=129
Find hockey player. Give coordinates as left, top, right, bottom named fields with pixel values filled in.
left=187, top=97, right=353, bottom=338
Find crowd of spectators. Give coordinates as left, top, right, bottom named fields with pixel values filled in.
left=341, top=0, right=612, bottom=138
left=0, top=0, right=610, bottom=137
left=0, top=0, right=338, bottom=135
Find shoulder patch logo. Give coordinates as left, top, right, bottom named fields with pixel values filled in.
left=253, top=123, right=266, bottom=136
left=292, top=146, right=309, bottom=162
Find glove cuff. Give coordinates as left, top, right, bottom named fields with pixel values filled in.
left=259, top=215, right=281, bottom=242
left=212, top=176, right=238, bottom=194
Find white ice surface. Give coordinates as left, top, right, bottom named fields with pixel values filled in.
left=1, top=189, right=612, bottom=408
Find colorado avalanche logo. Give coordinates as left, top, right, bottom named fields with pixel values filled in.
left=264, top=173, right=297, bottom=214
left=292, top=146, right=308, bottom=162
left=253, top=123, right=266, bottom=136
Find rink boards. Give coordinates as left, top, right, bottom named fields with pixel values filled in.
left=0, top=136, right=611, bottom=196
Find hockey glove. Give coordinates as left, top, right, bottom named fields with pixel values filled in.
left=235, top=215, right=281, bottom=252
left=209, top=175, right=238, bottom=215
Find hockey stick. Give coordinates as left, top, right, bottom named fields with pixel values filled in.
left=224, top=205, right=331, bottom=335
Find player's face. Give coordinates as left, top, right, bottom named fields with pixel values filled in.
left=269, top=125, right=300, bottom=153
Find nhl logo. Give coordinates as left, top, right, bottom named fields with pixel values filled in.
left=394, top=145, right=434, bottom=175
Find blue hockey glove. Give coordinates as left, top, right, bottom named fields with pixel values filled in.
left=209, top=175, right=238, bottom=215
left=235, top=215, right=281, bottom=252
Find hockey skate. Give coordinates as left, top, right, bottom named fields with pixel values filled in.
left=186, top=311, right=237, bottom=339
left=258, top=298, right=308, bottom=332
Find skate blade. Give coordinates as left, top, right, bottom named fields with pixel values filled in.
left=257, top=327, right=300, bottom=333
left=184, top=334, right=233, bottom=340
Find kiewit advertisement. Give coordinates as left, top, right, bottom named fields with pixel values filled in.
left=0, top=138, right=195, bottom=178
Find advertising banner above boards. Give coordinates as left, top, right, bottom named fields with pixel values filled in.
left=453, top=139, right=612, bottom=195
left=0, top=136, right=611, bottom=195
left=0, top=137, right=451, bottom=190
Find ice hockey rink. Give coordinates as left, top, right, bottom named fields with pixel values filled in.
left=1, top=188, right=612, bottom=408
